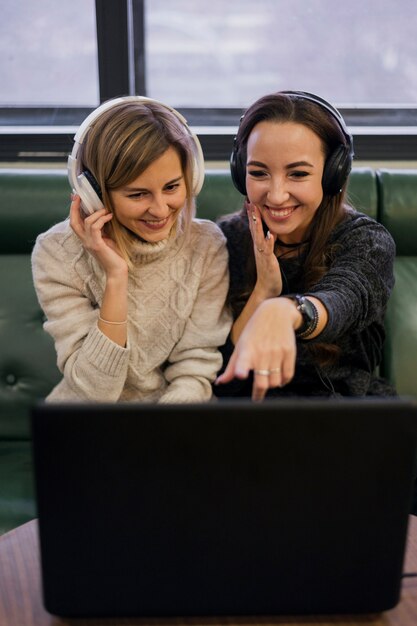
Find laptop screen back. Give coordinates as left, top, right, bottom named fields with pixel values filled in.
left=31, top=398, right=417, bottom=618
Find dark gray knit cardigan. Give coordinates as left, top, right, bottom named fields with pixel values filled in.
left=215, top=209, right=397, bottom=398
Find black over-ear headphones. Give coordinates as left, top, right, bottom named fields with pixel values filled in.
left=230, top=90, right=354, bottom=197
left=68, top=96, right=205, bottom=215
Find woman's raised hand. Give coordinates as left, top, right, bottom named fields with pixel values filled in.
left=70, top=195, right=128, bottom=277
left=246, top=201, right=282, bottom=298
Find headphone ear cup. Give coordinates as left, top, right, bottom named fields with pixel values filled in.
left=322, top=144, right=352, bottom=196
left=76, top=170, right=104, bottom=215
left=230, top=144, right=247, bottom=196
left=183, top=126, right=205, bottom=196
left=190, top=143, right=205, bottom=196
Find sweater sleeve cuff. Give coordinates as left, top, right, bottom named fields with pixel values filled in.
left=158, top=377, right=211, bottom=404
left=81, top=325, right=129, bottom=376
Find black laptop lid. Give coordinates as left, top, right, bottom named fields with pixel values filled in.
left=31, top=398, right=417, bottom=618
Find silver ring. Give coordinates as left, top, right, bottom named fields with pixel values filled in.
left=254, top=369, right=270, bottom=376
left=270, top=367, right=281, bottom=373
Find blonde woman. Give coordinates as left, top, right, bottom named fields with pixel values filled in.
left=32, top=97, right=231, bottom=403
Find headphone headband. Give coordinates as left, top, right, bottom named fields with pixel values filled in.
left=230, top=90, right=354, bottom=197
left=68, top=96, right=205, bottom=215
left=280, top=90, right=353, bottom=147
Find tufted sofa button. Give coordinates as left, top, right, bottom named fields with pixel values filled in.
left=6, top=374, right=17, bottom=386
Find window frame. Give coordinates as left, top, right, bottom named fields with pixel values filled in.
left=1, top=0, right=417, bottom=163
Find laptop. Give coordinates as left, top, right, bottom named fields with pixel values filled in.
left=31, top=397, right=417, bottom=618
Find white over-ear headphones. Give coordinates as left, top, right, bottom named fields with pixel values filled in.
left=67, top=95, right=205, bottom=215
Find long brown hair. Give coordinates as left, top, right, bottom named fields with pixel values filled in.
left=230, top=92, right=354, bottom=365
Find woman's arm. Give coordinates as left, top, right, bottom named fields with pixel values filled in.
left=304, top=218, right=395, bottom=342
left=70, top=196, right=129, bottom=347
left=217, top=295, right=328, bottom=401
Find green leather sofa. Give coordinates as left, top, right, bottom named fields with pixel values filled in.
left=0, top=166, right=416, bottom=535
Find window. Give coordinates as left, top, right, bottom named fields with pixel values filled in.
left=145, top=0, right=417, bottom=108
left=1, top=0, right=416, bottom=162
left=0, top=0, right=99, bottom=106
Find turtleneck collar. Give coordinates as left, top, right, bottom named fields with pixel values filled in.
left=130, top=235, right=170, bottom=261
left=130, top=225, right=182, bottom=263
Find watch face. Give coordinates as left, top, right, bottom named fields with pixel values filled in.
left=293, top=295, right=318, bottom=339
left=296, top=296, right=319, bottom=339
left=300, top=298, right=315, bottom=323
left=285, top=295, right=318, bottom=338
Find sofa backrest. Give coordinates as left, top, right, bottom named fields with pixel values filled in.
left=1, top=169, right=69, bottom=254
left=378, top=169, right=417, bottom=396
left=0, top=255, right=61, bottom=438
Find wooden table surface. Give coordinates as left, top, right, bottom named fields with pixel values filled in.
left=1, top=517, right=417, bottom=626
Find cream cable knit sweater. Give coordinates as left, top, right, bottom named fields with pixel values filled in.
left=31, top=218, right=232, bottom=403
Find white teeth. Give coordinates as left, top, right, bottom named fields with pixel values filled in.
left=269, top=207, right=294, bottom=218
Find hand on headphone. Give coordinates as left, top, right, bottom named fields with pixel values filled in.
left=70, top=195, right=128, bottom=278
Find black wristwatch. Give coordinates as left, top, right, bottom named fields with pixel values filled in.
left=286, top=294, right=319, bottom=339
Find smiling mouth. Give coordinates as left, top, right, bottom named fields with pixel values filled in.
left=266, top=205, right=297, bottom=218
left=140, top=217, right=170, bottom=229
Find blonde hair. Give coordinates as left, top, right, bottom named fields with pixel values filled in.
left=80, top=99, right=197, bottom=266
